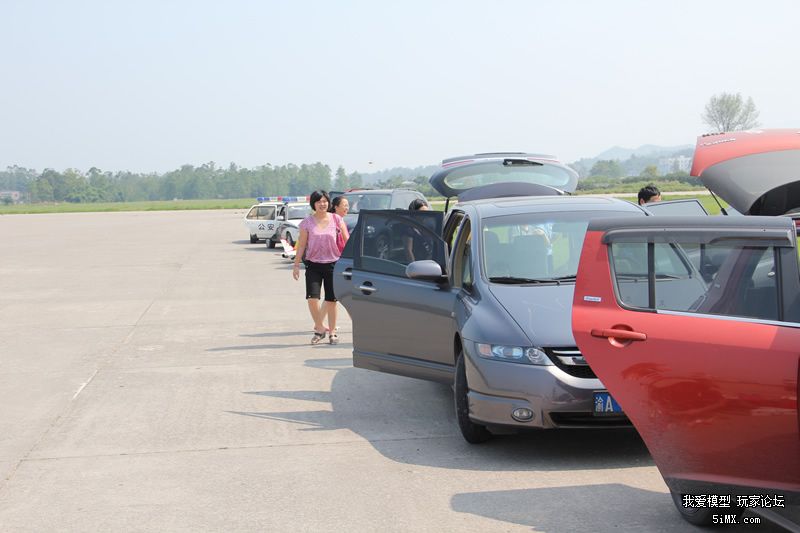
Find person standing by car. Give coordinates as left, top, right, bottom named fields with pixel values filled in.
left=328, top=195, right=350, bottom=218
left=638, top=184, right=662, bottom=205
left=321, top=196, right=351, bottom=328
left=292, top=190, right=349, bottom=344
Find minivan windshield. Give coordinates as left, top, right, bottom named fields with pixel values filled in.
left=482, top=210, right=640, bottom=283
left=341, top=193, right=391, bottom=214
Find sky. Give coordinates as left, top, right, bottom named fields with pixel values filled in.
left=2, top=0, right=799, bottom=174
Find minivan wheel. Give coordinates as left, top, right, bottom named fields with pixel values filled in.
left=669, top=490, right=742, bottom=526
left=455, top=351, right=491, bottom=444
left=267, top=238, right=276, bottom=249
left=249, top=234, right=258, bottom=244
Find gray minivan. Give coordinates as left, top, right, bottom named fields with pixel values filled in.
left=334, top=153, right=655, bottom=442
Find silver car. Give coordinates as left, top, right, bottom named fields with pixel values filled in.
left=334, top=153, right=652, bottom=442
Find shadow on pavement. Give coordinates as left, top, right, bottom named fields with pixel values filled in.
left=230, top=356, right=653, bottom=472
left=209, top=340, right=352, bottom=351
left=207, top=343, right=317, bottom=351
left=452, top=484, right=677, bottom=532
left=240, top=331, right=316, bottom=338
left=451, top=484, right=793, bottom=532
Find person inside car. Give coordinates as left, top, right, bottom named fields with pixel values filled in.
left=404, top=199, right=432, bottom=263
left=638, top=184, right=662, bottom=205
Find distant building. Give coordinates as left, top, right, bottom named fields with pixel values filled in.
left=657, top=155, right=692, bottom=174
left=0, top=190, right=21, bottom=203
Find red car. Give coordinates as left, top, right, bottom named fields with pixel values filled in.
left=572, top=130, right=800, bottom=526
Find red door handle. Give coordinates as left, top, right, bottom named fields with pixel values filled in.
left=591, top=328, right=647, bottom=341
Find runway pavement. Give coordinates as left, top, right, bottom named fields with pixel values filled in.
left=0, top=209, right=790, bottom=532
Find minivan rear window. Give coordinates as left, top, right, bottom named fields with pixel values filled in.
left=445, top=162, right=575, bottom=191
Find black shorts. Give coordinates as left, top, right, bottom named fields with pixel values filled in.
left=305, top=260, right=336, bottom=302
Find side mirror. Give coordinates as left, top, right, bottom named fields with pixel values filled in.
left=406, top=260, right=446, bottom=282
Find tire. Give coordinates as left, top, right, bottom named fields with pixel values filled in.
left=669, top=490, right=743, bottom=526
left=267, top=238, right=276, bottom=249
left=249, top=234, right=258, bottom=244
left=454, top=351, right=491, bottom=444
left=285, top=232, right=295, bottom=247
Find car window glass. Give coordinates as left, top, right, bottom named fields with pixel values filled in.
left=482, top=210, right=638, bottom=281
left=643, top=199, right=708, bottom=216
left=358, top=213, right=445, bottom=277
left=257, top=206, right=276, bottom=220
left=443, top=211, right=465, bottom=252
left=451, top=218, right=471, bottom=288
left=342, top=193, right=392, bottom=214
left=246, top=207, right=258, bottom=220
left=443, top=161, right=575, bottom=190
left=398, top=192, right=418, bottom=209
left=612, top=242, right=697, bottom=310
left=611, top=242, right=690, bottom=277
left=611, top=241, right=780, bottom=321
left=288, top=206, right=310, bottom=219
left=461, top=238, right=472, bottom=288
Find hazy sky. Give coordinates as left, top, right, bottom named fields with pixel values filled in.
left=3, top=0, right=799, bottom=174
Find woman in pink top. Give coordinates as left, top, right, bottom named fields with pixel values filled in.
left=292, top=190, right=349, bottom=344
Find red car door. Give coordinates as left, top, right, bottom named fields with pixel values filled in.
left=572, top=215, right=800, bottom=499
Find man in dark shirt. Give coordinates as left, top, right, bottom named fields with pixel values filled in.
left=638, top=185, right=662, bottom=205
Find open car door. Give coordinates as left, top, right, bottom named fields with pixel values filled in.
left=333, top=209, right=457, bottom=383
left=642, top=198, right=708, bottom=216
left=572, top=215, right=800, bottom=520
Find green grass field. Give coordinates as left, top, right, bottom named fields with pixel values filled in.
left=0, top=192, right=728, bottom=215
left=0, top=198, right=255, bottom=215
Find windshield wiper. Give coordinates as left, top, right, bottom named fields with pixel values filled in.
left=617, top=273, right=684, bottom=280
left=489, top=276, right=561, bottom=285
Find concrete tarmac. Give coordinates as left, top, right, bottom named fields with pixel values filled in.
left=0, top=210, right=791, bottom=532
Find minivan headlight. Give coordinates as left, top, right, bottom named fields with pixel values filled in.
left=475, top=344, right=552, bottom=366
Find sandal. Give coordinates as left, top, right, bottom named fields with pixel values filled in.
left=329, top=333, right=339, bottom=345
left=311, top=330, right=327, bottom=345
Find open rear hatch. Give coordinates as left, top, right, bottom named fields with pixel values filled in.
left=429, top=153, right=579, bottom=200
left=691, top=129, right=800, bottom=215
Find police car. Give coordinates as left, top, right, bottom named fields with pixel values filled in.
left=271, top=201, right=313, bottom=248
left=243, top=196, right=307, bottom=247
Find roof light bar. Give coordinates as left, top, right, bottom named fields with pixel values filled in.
left=257, top=196, right=309, bottom=203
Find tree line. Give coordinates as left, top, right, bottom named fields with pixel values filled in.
left=0, top=163, right=369, bottom=204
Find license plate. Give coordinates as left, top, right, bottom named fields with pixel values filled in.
left=593, top=391, right=623, bottom=415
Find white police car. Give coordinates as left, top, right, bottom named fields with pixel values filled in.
left=272, top=202, right=312, bottom=248
left=243, top=196, right=307, bottom=247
